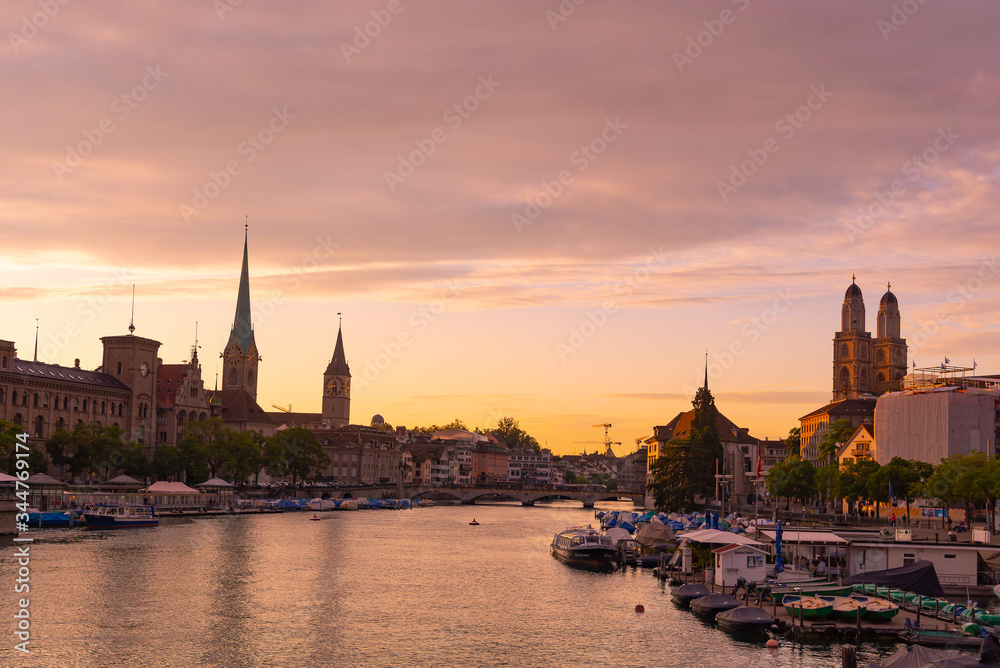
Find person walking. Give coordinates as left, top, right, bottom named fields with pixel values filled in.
left=891, top=513, right=896, bottom=527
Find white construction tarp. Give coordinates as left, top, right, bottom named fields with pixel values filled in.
left=760, top=530, right=847, bottom=544
left=635, top=522, right=676, bottom=547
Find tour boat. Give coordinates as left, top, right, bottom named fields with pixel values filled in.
left=83, top=504, right=158, bottom=529
left=549, top=527, right=617, bottom=571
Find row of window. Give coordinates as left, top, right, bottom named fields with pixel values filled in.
left=1, top=388, right=126, bottom=416
left=9, top=414, right=122, bottom=439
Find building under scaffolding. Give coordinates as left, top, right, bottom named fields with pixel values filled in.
left=875, top=364, right=1000, bottom=465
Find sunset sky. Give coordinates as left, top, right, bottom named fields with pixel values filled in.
left=2, top=1, right=998, bottom=455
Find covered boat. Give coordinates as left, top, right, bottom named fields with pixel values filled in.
left=550, top=527, right=616, bottom=571
left=715, top=606, right=776, bottom=634
left=670, top=583, right=711, bottom=607
left=690, top=593, right=741, bottom=618
left=865, top=633, right=1000, bottom=667
left=844, top=560, right=945, bottom=598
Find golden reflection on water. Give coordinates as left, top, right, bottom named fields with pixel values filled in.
left=0, top=503, right=900, bottom=667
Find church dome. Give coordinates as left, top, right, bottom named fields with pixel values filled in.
left=880, top=286, right=897, bottom=307
left=845, top=282, right=862, bottom=299
left=371, top=414, right=385, bottom=426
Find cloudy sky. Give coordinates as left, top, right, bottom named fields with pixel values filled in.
left=2, top=1, right=997, bottom=455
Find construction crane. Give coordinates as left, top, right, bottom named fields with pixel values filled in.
left=271, top=403, right=292, bottom=413
left=592, top=423, right=612, bottom=448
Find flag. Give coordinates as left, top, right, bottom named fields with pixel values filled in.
left=945, top=356, right=951, bottom=364
left=889, top=480, right=896, bottom=505
left=941, top=363, right=946, bottom=371
left=912, top=360, right=916, bottom=369
left=974, top=359, right=977, bottom=370
left=755, top=444, right=762, bottom=479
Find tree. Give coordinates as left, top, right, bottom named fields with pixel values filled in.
left=45, top=422, right=125, bottom=481
left=814, top=462, right=840, bottom=508
left=412, top=418, right=468, bottom=434
left=152, top=446, right=184, bottom=481
left=785, top=427, right=801, bottom=457
left=647, top=438, right=711, bottom=512
left=882, top=457, right=931, bottom=520
left=490, top=417, right=540, bottom=451
left=181, top=418, right=230, bottom=480
left=838, top=459, right=881, bottom=514
left=689, top=386, right=722, bottom=463
left=1, top=420, right=47, bottom=474
left=818, top=419, right=855, bottom=465
left=767, top=455, right=815, bottom=505
left=270, top=427, right=330, bottom=486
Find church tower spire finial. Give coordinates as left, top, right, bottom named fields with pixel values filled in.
left=704, top=349, right=708, bottom=390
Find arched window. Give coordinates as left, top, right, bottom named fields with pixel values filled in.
left=137, top=425, right=146, bottom=445
left=33, top=393, right=39, bottom=408
left=56, top=417, right=64, bottom=431
left=177, top=412, right=185, bottom=427
left=34, top=415, right=43, bottom=438
left=101, top=401, right=106, bottom=414
left=840, top=343, right=849, bottom=359
left=73, top=398, right=79, bottom=412
left=839, top=366, right=851, bottom=392
left=41, top=393, right=48, bottom=408
left=860, top=374, right=868, bottom=391
left=877, top=372, right=886, bottom=386
left=116, top=362, right=122, bottom=375
left=118, top=403, right=124, bottom=416
left=1, top=355, right=6, bottom=368
left=0, top=388, right=5, bottom=404
left=11, top=390, right=18, bottom=406
left=188, top=410, right=196, bottom=424
left=228, top=367, right=237, bottom=386
left=82, top=399, right=89, bottom=412
left=13, top=413, right=22, bottom=426
left=860, top=346, right=867, bottom=361
left=877, top=349, right=885, bottom=364
left=199, top=412, right=207, bottom=421
left=247, top=370, right=254, bottom=386
left=62, top=397, right=69, bottom=410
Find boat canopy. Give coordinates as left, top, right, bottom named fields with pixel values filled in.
left=759, top=529, right=847, bottom=545
left=844, top=560, right=945, bottom=598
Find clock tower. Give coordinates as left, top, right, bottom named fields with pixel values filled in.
left=321, top=323, right=351, bottom=428
left=221, top=227, right=260, bottom=403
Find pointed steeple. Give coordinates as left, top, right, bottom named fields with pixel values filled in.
left=325, top=322, right=351, bottom=376
left=703, top=350, right=708, bottom=390
left=232, top=225, right=254, bottom=349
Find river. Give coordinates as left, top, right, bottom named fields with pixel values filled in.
left=0, top=501, right=903, bottom=667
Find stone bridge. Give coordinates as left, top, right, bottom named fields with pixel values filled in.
left=325, top=485, right=642, bottom=508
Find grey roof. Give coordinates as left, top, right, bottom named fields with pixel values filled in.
left=325, top=325, right=350, bottom=376
left=228, top=229, right=256, bottom=352
left=5, top=359, right=131, bottom=391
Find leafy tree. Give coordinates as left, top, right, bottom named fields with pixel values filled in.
left=818, top=419, right=855, bottom=465
left=270, top=427, right=330, bottom=486
left=45, top=422, right=125, bottom=481
left=647, top=438, right=711, bottom=512
left=766, top=455, right=815, bottom=505
left=223, top=431, right=263, bottom=484
left=490, top=417, right=540, bottom=451
left=814, top=462, right=840, bottom=507
left=883, top=457, right=931, bottom=520
left=838, top=459, right=882, bottom=514
left=181, top=418, right=230, bottom=479
left=0, top=420, right=47, bottom=474
left=689, top=386, right=722, bottom=463
left=412, top=419, right=469, bottom=434
left=152, top=446, right=184, bottom=481
left=785, top=427, right=801, bottom=457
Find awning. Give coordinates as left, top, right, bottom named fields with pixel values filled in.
left=759, top=530, right=847, bottom=544
left=677, top=528, right=762, bottom=546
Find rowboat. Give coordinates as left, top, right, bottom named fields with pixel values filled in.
left=818, top=596, right=867, bottom=621
left=782, top=595, right=833, bottom=619
left=761, top=585, right=853, bottom=604
left=850, top=596, right=899, bottom=622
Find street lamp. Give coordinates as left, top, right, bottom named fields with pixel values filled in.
left=715, top=474, right=733, bottom=525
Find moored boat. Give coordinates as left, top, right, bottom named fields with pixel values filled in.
left=782, top=595, right=833, bottom=619
left=83, top=504, right=158, bottom=529
left=715, top=606, right=776, bottom=634
left=755, top=584, right=853, bottom=603
left=850, top=596, right=899, bottom=622
left=819, top=596, right=867, bottom=621
left=671, top=583, right=711, bottom=608
left=690, top=593, right=741, bottom=618
left=550, top=527, right=616, bottom=571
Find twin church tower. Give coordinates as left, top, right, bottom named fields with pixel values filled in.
left=832, top=277, right=907, bottom=400
left=221, top=228, right=351, bottom=428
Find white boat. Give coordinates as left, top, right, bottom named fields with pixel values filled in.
left=306, top=498, right=336, bottom=511
left=550, top=527, right=617, bottom=571
left=83, top=504, right=158, bottom=529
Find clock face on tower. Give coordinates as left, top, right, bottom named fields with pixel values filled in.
left=139, top=362, right=149, bottom=377
left=325, top=377, right=338, bottom=396
left=247, top=345, right=259, bottom=366
left=225, top=345, right=241, bottom=365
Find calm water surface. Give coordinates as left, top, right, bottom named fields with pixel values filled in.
left=0, top=502, right=902, bottom=667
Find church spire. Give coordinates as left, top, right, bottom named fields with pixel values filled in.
left=232, top=224, right=254, bottom=349
left=703, top=349, right=708, bottom=390
left=325, top=320, right=351, bottom=376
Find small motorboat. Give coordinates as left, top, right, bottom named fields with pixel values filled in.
left=715, top=606, right=776, bottom=634
left=690, top=593, right=742, bottom=618
left=782, top=595, right=833, bottom=619
left=310, top=515, right=321, bottom=521
left=469, top=519, right=480, bottom=526
left=670, top=583, right=711, bottom=608
left=83, top=504, right=158, bottom=529
left=899, top=625, right=985, bottom=648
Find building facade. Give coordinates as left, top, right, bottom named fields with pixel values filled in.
left=833, top=278, right=906, bottom=401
